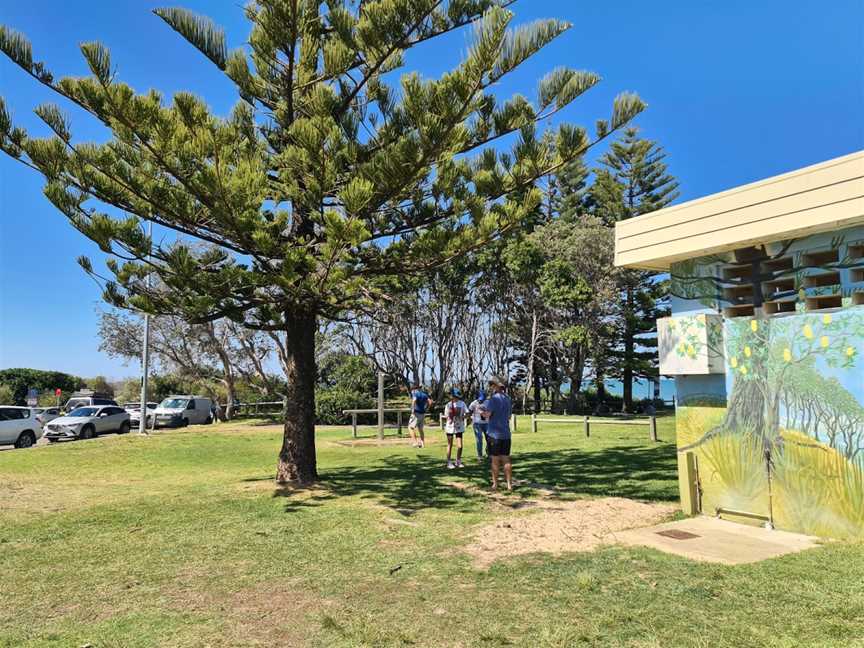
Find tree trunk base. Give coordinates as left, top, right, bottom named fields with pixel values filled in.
left=276, top=457, right=317, bottom=486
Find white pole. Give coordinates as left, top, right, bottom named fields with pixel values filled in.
left=138, top=220, right=152, bottom=435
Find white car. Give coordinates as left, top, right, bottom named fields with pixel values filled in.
left=124, top=402, right=158, bottom=427
left=63, top=396, right=118, bottom=412
left=0, top=406, right=43, bottom=448
left=153, top=396, right=215, bottom=428
left=32, top=407, right=61, bottom=427
left=43, top=405, right=131, bottom=441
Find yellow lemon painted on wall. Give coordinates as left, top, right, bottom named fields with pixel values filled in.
left=697, top=314, right=706, bottom=323
left=783, top=348, right=792, bottom=362
left=820, top=336, right=829, bottom=348
left=730, top=357, right=738, bottom=368
left=803, top=324, right=814, bottom=339
left=740, top=366, right=748, bottom=375
left=822, top=314, right=832, bottom=325
left=750, top=320, right=758, bottom=332
left=687, top=344, right=696, bottom=357
left=848, top=347, right=856, bottom=357
left=744, top=346, right=752, bottom=357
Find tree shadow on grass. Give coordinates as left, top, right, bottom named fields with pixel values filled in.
left=271, top=443, right=678, bottom=514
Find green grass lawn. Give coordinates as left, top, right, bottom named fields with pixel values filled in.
left=1, top=416, right=862, bottom=647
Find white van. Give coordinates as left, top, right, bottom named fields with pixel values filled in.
left=153, top=395, right=215, bottom=428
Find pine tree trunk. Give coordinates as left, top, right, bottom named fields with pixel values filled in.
left=276, top=309, right=318, bottom=485
left=622, top=287, right=634, bottom=413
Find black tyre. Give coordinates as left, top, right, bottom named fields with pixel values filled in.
left=180, top=418, right=189, bottom=428
left=79, top=424, right=95, bottom=440
left=205, top=415, right=213, bottom=425
left=14, top=431, right=36, bottom=449
left=118, top=421, right=131, bottom=435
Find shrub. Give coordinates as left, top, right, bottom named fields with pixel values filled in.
left=315, top=387, right=374, bottom=425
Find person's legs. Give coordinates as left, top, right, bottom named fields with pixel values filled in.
left=446, top=433, right=454, bottom=465
left=455, top=433, right=463, bottom=465
left=473, top=424, right=483, bottom=458
left=417, top=416, right=425, bottom=447
left=503, top=455, right=513, bottom=490
left=408, top=415, right=418, bottom=446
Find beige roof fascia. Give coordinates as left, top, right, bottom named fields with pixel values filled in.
left=614, top=150, right=864, bottom=271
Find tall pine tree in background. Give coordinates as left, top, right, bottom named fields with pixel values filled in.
left=590, top=127, right=678, bottom=412
left=0, top=1, right=645, bottom=483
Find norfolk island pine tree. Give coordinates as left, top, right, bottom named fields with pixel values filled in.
left=0, top=1, right=645, bottom=484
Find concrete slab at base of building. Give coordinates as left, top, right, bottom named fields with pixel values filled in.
left=615, top=151, right=864, bottom=540
left=611, top=517, right=821, bottom=565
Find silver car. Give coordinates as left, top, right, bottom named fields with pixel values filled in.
left=43, top=405, right=131, bottom=441
left=31, top=407, right=61, bottom=427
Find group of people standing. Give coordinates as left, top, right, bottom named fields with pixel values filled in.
left=407, top=376, right=514, bottom=491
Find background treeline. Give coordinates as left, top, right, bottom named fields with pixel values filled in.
left=3, top=128, right=677, bottom=424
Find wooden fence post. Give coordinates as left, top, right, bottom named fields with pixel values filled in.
left=649, top=416, right=658, bottom=442
left=352, top=412, right=358, bottom=438
left=397, top=410, right=403, bottom=437
left=531, top=414, right=537, bottom=434
left=584, top=415, right=590, bottom=438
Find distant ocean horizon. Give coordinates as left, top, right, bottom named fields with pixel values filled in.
left=580, top=378, right=676, bottom=401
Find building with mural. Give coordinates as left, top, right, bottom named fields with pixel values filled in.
left=615, top=151, right=864, bottom=538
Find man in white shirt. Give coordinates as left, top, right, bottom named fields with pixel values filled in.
left=467, top=390, right=488, bottom=459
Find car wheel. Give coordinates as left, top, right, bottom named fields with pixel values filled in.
left=118, top=421, right=131, bottom=435
left=205, top=415, right=213, bottom=425
left=181, top=418, right=189, bottom=428
left=14, top=431, right=36, bottom=449
left=79, top=424, right=95, bottom=440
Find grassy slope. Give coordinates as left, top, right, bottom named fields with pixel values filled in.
left=0, top=416, right=861, bottom=647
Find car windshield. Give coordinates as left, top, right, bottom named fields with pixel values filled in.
left=160, top=398, right=189, bottom=409
left=69, top=407, right=99, bottom=417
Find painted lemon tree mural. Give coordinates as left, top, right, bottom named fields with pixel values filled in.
left=680, top=308, right=864, bottom=537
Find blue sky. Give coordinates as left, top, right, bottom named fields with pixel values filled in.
left=1, top=0, right=863, bottom=379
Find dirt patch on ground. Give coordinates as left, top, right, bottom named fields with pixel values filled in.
left=165, top=574, right=332, bottom=647
left=332, top=436, right=422, bottom=447
left=465, top=496, right=678, bottom=568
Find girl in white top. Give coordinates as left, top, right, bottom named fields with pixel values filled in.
left=444, top=388, right=468, bottom=469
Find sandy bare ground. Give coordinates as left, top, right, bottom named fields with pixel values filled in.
left=463, top=489, right=678, bottom=568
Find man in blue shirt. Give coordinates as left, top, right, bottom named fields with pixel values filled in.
left=409, top=383, right=433, bottom=449
left=481, top=375, right=513, bottom=490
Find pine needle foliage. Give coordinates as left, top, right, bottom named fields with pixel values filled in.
left=0, top=1, right=644, bottom=482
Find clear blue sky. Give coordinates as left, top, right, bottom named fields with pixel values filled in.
left=1, top=0, right=862, bottom=379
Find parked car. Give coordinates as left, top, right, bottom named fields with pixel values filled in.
left=0, top=406, right=43, bottom=448
left=124, top=402, right=158, bottom=427
left=31, top=407, right=61, bottom=427
left=43, top=405, right=131, bottom=441
left=153, top=396, right=215, bottom=428
left=63, top=396, right=118, bottom=413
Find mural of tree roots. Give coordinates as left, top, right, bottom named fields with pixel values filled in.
left=678, top=308, right=864, bottom=538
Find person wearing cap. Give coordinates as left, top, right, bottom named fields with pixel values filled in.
left=443, top=387, right=468, bottom=469
left=467, top=390, right=489, bottom=459
left=409, top=383, right=433, bottom=448
left=481, top=375, right=513, bottom=490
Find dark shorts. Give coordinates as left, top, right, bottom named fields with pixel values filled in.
left=487, top=437, right=511, bottom=456
left=446, top=432, right=463, bottom=438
